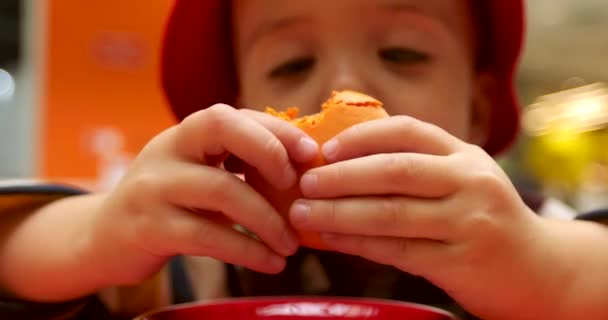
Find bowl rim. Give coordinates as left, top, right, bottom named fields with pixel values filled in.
left=134, top=296, right=460, bottom=319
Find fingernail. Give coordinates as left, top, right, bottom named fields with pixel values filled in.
left=300, top=173, right=317, bottom=193
left=290, top=201, right=311, bottom=225
left=298, top=137, right=319, bottom=161
left=322, top=139, right=339, bottom=160
left=282, top=230, right=299, bottom=254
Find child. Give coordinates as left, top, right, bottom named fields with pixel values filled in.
left=2, top=0, right=608, bottom=319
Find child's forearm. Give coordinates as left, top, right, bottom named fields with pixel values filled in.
left=0, top=194, right=125, bottom=302
left=542, top=218, right=608, bottom=320
left=565, top=220, right=608, bottom=319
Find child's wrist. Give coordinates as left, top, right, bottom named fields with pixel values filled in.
left=72, top=193, right=129, bottom=288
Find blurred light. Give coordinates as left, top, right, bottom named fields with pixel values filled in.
left=0, top=68, right=15, bottom=102
left=523, top=82, right=608, bottom=136
left=522, top=104, right=552, bottom=135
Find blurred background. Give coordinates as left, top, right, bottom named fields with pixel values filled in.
left=1, top=0, right=607, bottom=212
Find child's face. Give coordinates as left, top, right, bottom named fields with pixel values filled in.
left=233, top=0, right=489, bottom=145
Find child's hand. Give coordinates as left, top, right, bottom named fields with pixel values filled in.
left=89, top=105, right=318, bottom=284
left=288, top=115, right=568, bottom=319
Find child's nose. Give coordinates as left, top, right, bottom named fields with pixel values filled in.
left=325, top=62, right=375, bottom=97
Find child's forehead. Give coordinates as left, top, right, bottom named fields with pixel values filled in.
left=232, top=0, right=476, bottom=51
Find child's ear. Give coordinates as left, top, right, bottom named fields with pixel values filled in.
left=469, top=72, right=494, bottom=146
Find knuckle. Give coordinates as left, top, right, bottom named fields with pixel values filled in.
left=327, top=163, right=347, bottom=187
left=393, top=115, right=418, bottom=134
left=273, top=118, right=298, bottom=141
left=205, top=174, right=234, bottom=204
left=379, top=199, right=406, bottom=230
left=325, top=201, right=340, bottom=227
left=384, top=155, right=417, bottom=188
left=256, top=210, right=283, bottom=243
left=465, top=211, right=496, bottom=232
left=458, top=211, right=501, bottom=249
left=468, top=170, right=504, bottom=197
left=207, top=103, right=235, bottom=116
left=467, top=144, right=490, bottom=157
left=458, top=146, right=512, bottom=200
left=191, top=222, right=216, bottom=252
left=182, top=103, right=235, bottom=133
left=121, top=173, right=163, bottom=215
left=130, top=172, right=162, bottom=194
left=262, top=136, right=287, bottom=163
left=393, top=114, right=416, bottom=126
left=261, top=142, right=290, bottom=180
left=205, top=104, right=235, bottom=130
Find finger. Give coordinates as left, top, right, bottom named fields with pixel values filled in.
left=166, top=209, right=287, bottom=274
left=162, top=162, right=299, bottom=256
left=301, top=153, right=460, bottom=198
left=191, top=209, right=234, bottom=226
left=321, top=115, right=464, bottom=163
left=175, top=104, right=296, bottom=190
left=319, top=234, right=449, bottom=277
left=289, top=197, right=453, bottom=241
left=240, top=109, right=319, bottom=163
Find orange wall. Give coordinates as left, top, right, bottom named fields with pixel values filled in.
left=38, top=0, right=176, bottom=189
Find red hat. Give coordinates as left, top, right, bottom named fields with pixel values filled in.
left=160, top=1, right=525, bottom=155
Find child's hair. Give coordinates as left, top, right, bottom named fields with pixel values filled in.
left=160, top=0, right=525, bottom=155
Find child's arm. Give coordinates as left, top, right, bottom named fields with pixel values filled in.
left=0, top=192, right=124, bottom=302
left=1, top=192, right=171, bottom=310
left=0, top=106, right=317, bottom=307
left=0, top=183, right=112, bottom=319
left=537, top=216, right=608, bottom=320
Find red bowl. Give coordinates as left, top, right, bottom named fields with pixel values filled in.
left=134, top=297, right=459, bottom=320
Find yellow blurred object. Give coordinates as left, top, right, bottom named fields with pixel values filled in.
left=525, top=129, right=599, bottom=191
left=523, top=82, right=608, bottom=193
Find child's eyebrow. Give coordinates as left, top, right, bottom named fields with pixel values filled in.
left=379, top=2, right=420, bottom=13
left=242, top=15, right=311, bottom=53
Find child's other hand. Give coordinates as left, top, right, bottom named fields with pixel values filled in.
left=89, top=104, right=318, bottom=284
left=288, top=115, right=564, bottom=319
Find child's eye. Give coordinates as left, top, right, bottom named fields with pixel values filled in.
left=379, top=47, right=429, bottom=65
left=268, top=57, right=315, bottom=79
